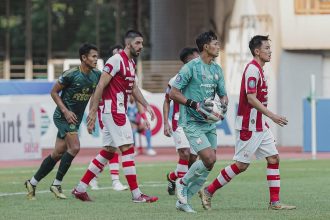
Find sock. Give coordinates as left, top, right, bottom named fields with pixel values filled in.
left=175, top=159, right=189, bottom=178
left=55, top=152, right=75, bottom=183
left=182, top=160, right=208, bottom=186
left=267, top=163, right=280, bottom=203
left=32, top=155, right=57, bottom=184
left=168, top=172, right=177, bottom=181
left=53, top=179, right=62, bottom=186
left=207, top=163, right=240, bottom=195
left=122, top=147, right=141, bottom=198
left=109, top=152, right=120, bottom=182
left=76, top=150, right=114, bottom=192
left=145, top=129, right=152, bottom=150
left=30, top=176, right=39, bottom=186
left=187, top=169, right=210, bottom=200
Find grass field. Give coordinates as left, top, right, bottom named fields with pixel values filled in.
left=1, top=159, right=330, bottom=220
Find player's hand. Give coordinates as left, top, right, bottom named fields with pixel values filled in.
left=270, top=114, right=288, bottom=127
left=64, top=110, right=78, bottom=124
left=145, top=105, right=155, bottom=121
left=87, top=111, right=97, bottom=134
left=143, top=118, right=151, bottom=130
left=220, top=96, right=229, bottom=114
left=163, top=122, right=173, bottom=137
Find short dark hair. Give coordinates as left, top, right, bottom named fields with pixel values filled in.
left=196, top=31, right=218, bottom=52
left=179, top=47, right=198, bottom=63
left=249, top=35, right=270, bottom=56
left=108, top=44, right=123, bottom=56
left=125, top=30, right=143, bottom=41
left=191, top=47, right=199, bottom=53
left=79, top=43, right=97, bottom=61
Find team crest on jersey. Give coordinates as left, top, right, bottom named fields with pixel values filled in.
left=250, top=119, right=255, bottom=124
left=248, top=80, right=256, bottom=89
left=214, top=74, right=219, bottom=81
left=103, top=65, right=110, bottom=73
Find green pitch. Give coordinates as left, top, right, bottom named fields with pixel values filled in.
left=0, top=159, right=330, bottom=220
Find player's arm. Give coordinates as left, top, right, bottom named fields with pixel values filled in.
left=87, top=72, right=112, bottom=133
left=136, top=100, right=150, bottom=130
left=216, top=68, right=229, bottom=112
left=247, top=94, right=288, bottom=127
left=163, top=86, right=172, bottom=137
left=50, top=81, right=78, bottom=124
left=132, top=84, right=155, bottom=121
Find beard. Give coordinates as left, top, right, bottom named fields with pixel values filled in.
left=130, top=47, right=141, bottom=58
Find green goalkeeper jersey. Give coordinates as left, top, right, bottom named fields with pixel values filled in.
left=172, top=57, right=227, bottom=125
left=53, top=66, right=101, bottom=125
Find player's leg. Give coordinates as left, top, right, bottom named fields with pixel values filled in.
left=51, top=132, right=80, bottom=199
left=167, top=127, right=190, bottom=195
left=176, top=124, right=216, bottom=205
left=108, top=151, right=128, bottom=191
left=119, top=143, right=158, bottom=203
left=257, top=129, right=296, bottom=210
left=200, top=130, right=261, bottom=210
left=25, top=136, right=65, bottom=200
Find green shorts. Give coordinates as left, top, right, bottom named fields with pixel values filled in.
left=183, top=122, right=217, bottom=154
left=53, top=116, right=80, bottom=139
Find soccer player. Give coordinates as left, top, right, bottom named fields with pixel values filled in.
left=169, top=31, right=228, bottom=212
left=72, top=30, right=158, bottom=203
left=24, top=43, right=101, bottom=200
left=89, top=44, right=128, bottom=191
left=164, top=47, right=199, bottom=196
left=199, top=35, right=296, bottom=211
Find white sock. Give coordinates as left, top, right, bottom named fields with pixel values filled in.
left=131, top=188, right=142, bottom=199
left=52, top=179, right=62, bottom=186
left=30, top=176, right=39, bottom=186
left=76, top=181, right=88, bottom=193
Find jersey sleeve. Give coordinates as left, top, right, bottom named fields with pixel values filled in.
left=103, top=54, right=121, bottom=77
left=215, top=65, right=227, bottom=97
left=172, top=65, right=192, bottom=90
left=58, top=69, right=73, bottom=86
left=245, top=65, right=260, bottom=94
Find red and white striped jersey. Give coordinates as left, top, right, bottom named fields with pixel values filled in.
left=165, top=75, right=180, bottom=131
left=235, top=59, right=269, bottom=131
left=102, top=51, right=136, bottom=126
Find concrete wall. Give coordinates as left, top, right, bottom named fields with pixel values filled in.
left=278, top=51, right=323, bottom=146
left=279, top=0, right=330, bottom=49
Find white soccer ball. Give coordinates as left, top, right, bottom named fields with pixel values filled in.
left=205, top=100, right=226, bottom=123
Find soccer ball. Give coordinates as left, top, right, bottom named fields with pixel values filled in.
left=202, top=100, right=226, bottom=123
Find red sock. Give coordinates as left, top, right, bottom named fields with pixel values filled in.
left=81, top=150, right=114, bottom=185
left=267, top=163, right=280, bottom=202
left=122, top=147, right=139, bottom=192
left=109, top=152, right=119, bottom=181
left=169, top=172, right=177, bottom=181
left=175, top=159, right=189, bottom=178
left=207, top=163, right=240, bottom=195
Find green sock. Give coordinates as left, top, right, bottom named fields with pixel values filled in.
left=187, top=169, right=210, bottom=200
left=182, top=160, right=208, bottom=185
left=55, top=152, right=75, bottom=182
left=33, top=155, right=57, bottom=182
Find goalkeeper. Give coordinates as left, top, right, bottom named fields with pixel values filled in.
left=169, top=30, right=228, bottom=213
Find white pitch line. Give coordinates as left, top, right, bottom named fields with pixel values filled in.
left=0, top=183, right=167, bottom=197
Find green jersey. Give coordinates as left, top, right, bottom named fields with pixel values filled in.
left=53, top=66, right=101, bottom=125
left=172, top=57, right=227, bottom=125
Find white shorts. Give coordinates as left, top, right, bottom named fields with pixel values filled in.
left=102, top=113, right=134, bottom=148
left=172, top=127, right=197, bottom=155
left=233, top=129, right=278, bottom=163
